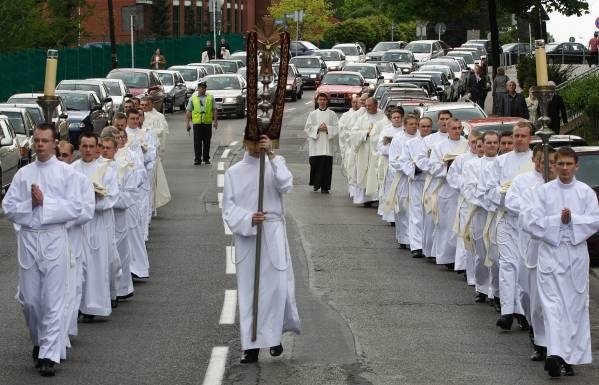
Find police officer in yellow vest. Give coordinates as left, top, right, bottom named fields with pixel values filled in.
left=185, top=80, right=218, bottom=165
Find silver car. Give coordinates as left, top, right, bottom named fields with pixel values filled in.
left=0, top=115, right=21, bottom=195
left=155, top=70, right=188, bottom=112
left=170, top=65, right=209, bottom=97
left=6, top=93, right=70, bottom=140
left=203, top=74, right=247, bottom=118
left=87, top=78, right=132, bottom=112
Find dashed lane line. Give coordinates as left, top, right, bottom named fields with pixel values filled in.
left=229, top=141, right=238, bottom=146
left=224, top=221, right=232, bottom=235
left=217, top=174, right=224, bottom=188
left=219, top=290, right=237, bottom=324
left=218, top=192, right=223, bottom=209
left=304, top=101, right=312, bottom=105
left=225, top=246, right=236, bottom=275
left=202, top=346, right=229, bottom=385
left=217, top=161, right=225, bottom=171
left=221, top=148, right=230, bottom=158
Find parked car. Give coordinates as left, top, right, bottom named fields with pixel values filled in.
left=451, top=48, right=483, bottom=65
left=0, top=115, right=21, bottom=196
left=187, top=63, right=225, bottom=75
left=393, top=74, right=440, bottom=101
left=210, top=59, right=245, bottom=74
left=272, top=63, right=304, bottom=101
left=530, top=134, right=587, bottom=148
left=381, top=49, right=417, bottom=74
left=373, top=83, right=419, bottom=102
left=314, top=71, right=369, bottom=110
left=571, top=146, right=599, bottom=262
left=169, top=65, right=209, bottom=98
left=290, top=40, right=320, bottom=57
left=380, top=97, right=437, bottom=115
left=410, top=71, right=453, bottom=101
left=365, top=41, right=407, bottom=61
left=56, top=79, right=114, bottom=121
left=202, top=74, right=247, bottom=118
left=379, top=88, right=432, bottom=109
left=87, top=78, right=131, bottom=113
left=155, top=70, right=188, bottom=112
left=0, top=106, right=36, bottom=164
left=56, top=90, right=109, bottom=144
left=465, top=39, right=501, bottom=65
left=0, top=103, right=44, bottom=126
left=462, top=117, right=526, bottom=137
left=416, top=64, right=460, bottom=98
left=545, top=42, right=589, bottom=64
left=500, top=43, right=532, bottom=65
left=331, top=43, right=366, bottom=63
left=342, top=63, right=384, bottom=94
left=313, top=49, right=346, bottom=71
left=106, top=68, right=166, bottom=113
left=414, top=101, right=487, bottom=131
left=460, top=44, right=487, bottom=61
left=376, top=62, right=400, bottom=83
left=229, top=51, right=248, bottom=66
left=425, top=58, right=468, bottom=96
left=6, top=93, right=69, bottom=140
left=446, top=51, right=476, bottom=70
left=289, top=56, right=328, bottom=88
left=406, top=40, right=445, bottom=63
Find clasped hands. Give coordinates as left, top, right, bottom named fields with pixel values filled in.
left=318, top=122, right=328, bottom=133
left=31, top=184, right=43, bottom=207
left=561, top=208, right=571, bottom=224
left=252, top=211, right=267, bottom=226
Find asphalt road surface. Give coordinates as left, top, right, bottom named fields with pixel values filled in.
left=1, top=91, right=598, bottom=384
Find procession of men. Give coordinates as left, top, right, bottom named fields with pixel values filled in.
left=1, top=97, right=170, bottom=376
left=315, top=93, right=599, bottom=379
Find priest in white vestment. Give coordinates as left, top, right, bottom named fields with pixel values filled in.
left=345, top=94, right=368, bottom=198
left=523, top=147, right=599, bottom=377
left=348, top=97, right=386, bottom=205
left=304, top=93, right=339, bottom=193
left=377, top=107, right=404, bottom=222
left=73, top=133, right=120, bottom=318
left=141, top=98, right=169, bottom=159
left=398, top=117, right=433, bottom=257
left=483, top=121, right=534, bottom=330
left=222, top=135, right=301, bottom=364
left=428, top=118, right=467, bottom=267
left=338, top=96, right=360, bottom=182
left=2, top=125, right=84, bottom=375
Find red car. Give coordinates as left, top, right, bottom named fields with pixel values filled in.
left=106, top=68, right=166, bottom=113
left=314, top=71, right=369, bottom=110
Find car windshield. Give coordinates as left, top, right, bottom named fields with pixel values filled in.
left=448, top=52, right=474, bottom=64
left=196, top=65, right=215, bottom=75
left=416, top=72, right=442, bottom=82
left=316, top=51, right=341, bottom=60
left=58, top=93, right=90, bottom=111
left=321, top=73, right=361, bottom=86
left=103, top=81, right=122, bottom=96
left=205, top=76, right=240, bottom=90
left=406, top=42, right=431, bottom=53
left=157, top=73, right=174, bottom=85
left=173, top=68, right=199, bottom=81
left=107, top=72, right=149, bottom=88
left=1, top=111, right=26, bottom=134
left=344, top=66, right=376, bottom=78
left=291, top=57, right=322, bottom=68
left=334, top=46, right=358, bottom=56
left=425, top=107, right=485, bottom=130
left=382, top=51, right=411, bottom=62
left=577, top=154, right=599, bottom=188
left=376, top=62, right=395, bottom=72
left=472, top=123, right=514, bottom=134
left=373, top=42, right=401, bottom=51
left=212, top=61, right=237, bottom=72
left=430, top=60, right=460, bottom=73
left=57, top=83, right=101, bottom=97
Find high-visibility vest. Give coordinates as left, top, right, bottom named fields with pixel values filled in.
left=191, top=93, right=214, bottom=124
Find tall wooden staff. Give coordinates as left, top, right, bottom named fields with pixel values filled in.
left=244, top=16, right=290, bottom=342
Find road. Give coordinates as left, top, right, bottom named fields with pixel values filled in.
left=1, top=90, right=598, bottom=384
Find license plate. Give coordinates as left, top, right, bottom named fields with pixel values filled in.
left=330, top=98, right=345, bottom=104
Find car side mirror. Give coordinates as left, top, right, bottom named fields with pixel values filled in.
left=104, top=97, right=113, bottom=103
left=0, top=137, right=13, bottom=147
left=363, top=82, right=370, bottom=87
left=378, top=75, right=384, bottom=80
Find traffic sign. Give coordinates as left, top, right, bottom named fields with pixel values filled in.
left=435, top=22, right=446, bottom=35
left=416, top=21, right=428, bottom=38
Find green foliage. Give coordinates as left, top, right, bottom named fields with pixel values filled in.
left=323, top=18, right=377, bottom=48
left=269, top=0, right=334, bottom=42
left=151, top=0, right=171, bottom=38
left=560, top=74, right=599, bottom=141
left=516, top=55, right=574, bottom=95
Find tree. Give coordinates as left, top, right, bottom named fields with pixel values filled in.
left=269, top=0, right=334, bottom=42
left=151, top=0, right=171, bottom=38
left=323, top=18, right=378, bottom=48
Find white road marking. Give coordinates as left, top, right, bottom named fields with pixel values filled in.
left=229, top=141, right=238, bottom=146
left=286, top=107, right=296, bottom=112
left=224, top=221, right=232, bottom=235
left=221, top=148, right=230, bottom=158
left=219, top=290, right=237, bottom=324
left=218, top=192, right=223, bottom=208
left=217, top=174, right=224, bottom=188
left=304, top=101, right=312, bottom=105
left=217, top=162, right=225, bottom=171
left=202, top=346, right=229, bottom=385
left=226, top=246, right=236, bottom=274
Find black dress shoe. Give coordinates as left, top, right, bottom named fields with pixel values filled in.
left=545, top=355, right=562, bottom=377
left=411, top=249, right=424, bottom=258
left=389, top=222, right=396, bottom=227
left=321, top=190, right=329, bottom=194
left=363, top=201, right=373, bottom=208
left=564, top=363, right=575, bottom=376
left=117, top=292, right=134, bottom=300
left=398, top=243, right=408, bottom=249
left=530, top=349, right=546, bottom=362
left=496, top=314, right=513, bottom=330
left=313, top=186, right=320, bottom=192
left=32, top=346, right=40, bottom=368
left=474, top=292, right=487, bottom=303
left=111, top=299, right=118, bottom=309
left=240, top=348, right=259, bottom=364
left=445, top=263, right=455, bottom=270
left=269, top=344, right=283, bottom=357
left=194, top=160, right=201, bottom=165
left=493, top=297, right=501, bottom=313
left=204, top=160, right=211, bottom=165
left=455, top=269, right=466, bottom=274
left=80, top=313, right=96, bottom=323
left=426, top=257, right=436, bottom=263
left=515, top=314, right=529, bottom=330
left=38, top=359, right=55, bottom=377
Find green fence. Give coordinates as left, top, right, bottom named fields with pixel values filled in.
left=0, top=34, right=244, bottom=102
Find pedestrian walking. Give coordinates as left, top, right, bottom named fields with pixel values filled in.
left=304, top=93, right=338, bottom=193
left=542, top=81, right=568, bottom=133
left=497, top=81, right=529, bottom=119
left=185, top=80, right=218, bottom=165
left=492, top=67, right=509, bottom=115
left=2, top=124, right=86, bottom=376
left=222, top=135, right=301, bottom=364
left=150, top=48, right=166, bottom=69
left=587, top=31, right=599, bottom=67
left=466, top=65, right=487, bottom=109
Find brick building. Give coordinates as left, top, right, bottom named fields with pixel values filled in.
left=82, top=0, right=270, bottom=44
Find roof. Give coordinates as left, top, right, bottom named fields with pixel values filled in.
left=59, top=79, right=103, bottom=84
left=572, top=146, right=599, bottom=153
left=343, top=63, right=378, bottom=68
left=384, top=49, right=411, bottom=53
left=424, top=101, right=481, bottom=111
left=56, top=89, right=97, bottom=95
left=324, top=71, right=362, bottom=76
left=155, top=70, right=180, bottom=74
left=0, top=106, right=28, bottom=112
left=465, top=117, right=525, bottom=125
left=332, top=43, right=360, bottom=47
left=109, top=68, right=154, bottom=73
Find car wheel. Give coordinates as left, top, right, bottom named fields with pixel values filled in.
left=167, top=98, right=174, bottom=113
left=237, top=107, right=246, bottom=118
left=298, top=87, right=303, bottom=99
left=291, top=89, right=298, bottom=101
left=160, top=101, right=165, bottom=114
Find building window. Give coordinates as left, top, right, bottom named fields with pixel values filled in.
left=226, top=1, right=231, bottom=33
left=173, top=5, right=180, bottom=36
left=196, top=1, right=203, bottom=34
left=184, top=4, right=193, bottom=35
